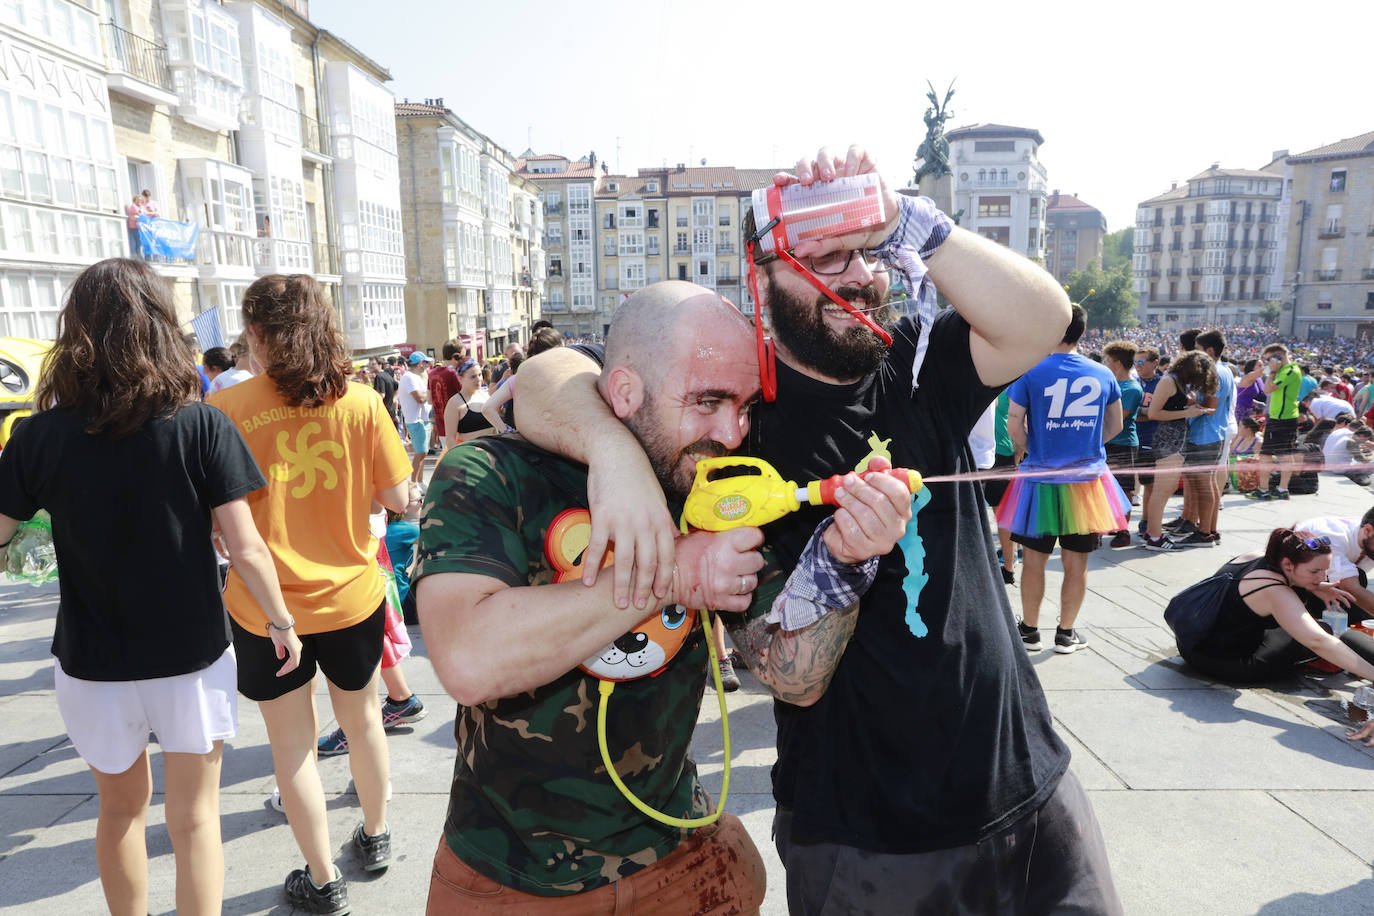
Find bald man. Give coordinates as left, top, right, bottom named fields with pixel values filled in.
left=414, top=283, right=911, bottom=914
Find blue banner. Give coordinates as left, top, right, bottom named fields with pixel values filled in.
left=137, top=216, right=199, bottom=263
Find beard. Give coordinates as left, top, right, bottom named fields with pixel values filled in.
left=623, top=392, right=732, bottom=503
left=767, top=278, right=892, bottom=380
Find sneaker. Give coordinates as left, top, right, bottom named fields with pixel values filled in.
left=1109, top=531, right=1131, bottom=549
left=1169, top=530, right=1218, bottom=548
left=381, top=694, right=427, bottom=729
left=1245, top=489, right=1272, bottom=501
left=352, top=822, right=392, bottom=872
left=1001, top=567, right=1016, bottom=585
left=716, top=656, right=741, bottom=692
left=1272, top=488, right=1291, bottom=500
left=727, top=649, right=749, bottom=671
left=1054, top=628, right=1088, bottom=654
left=317, top=728, right=349, bottom=757
left=284, top=865, right=349, bottom=915
left=1163, top=518, right=1198, bottom=535
left=269, top=785, right=283, bottom=813
left=1143, top=535, right=1185, bottom=552
left=1018, top=621, right=1042, bottom=651
left=1137, top=518, right=1148, bottom=535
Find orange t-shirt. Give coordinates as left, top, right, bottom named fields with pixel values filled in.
left=208, top=376, right=412, bottom=635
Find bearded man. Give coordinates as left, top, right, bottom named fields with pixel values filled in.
left=516, top=144, right=1123, bottom=915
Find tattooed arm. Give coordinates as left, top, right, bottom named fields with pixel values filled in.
left=723, top=470, right=911, bottom=706
left=725, top=597, right=860, bottom=707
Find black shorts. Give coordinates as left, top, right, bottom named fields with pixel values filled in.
left=983, top=451, right=1017, bottom=507
left=1134, top=447, right=1155, bottom=487
left=231, top=602, right=386, bottom=701
left=1183, top=440, right=1223, bottom=468
left=1103, top=444, right=1137, bottom=497
left=1010, top=531, right=1101, bottom=554
left=1261, top=417, right=1298, bottom=456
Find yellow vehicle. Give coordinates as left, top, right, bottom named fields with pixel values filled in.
left=0, top=337, right=51, bottom=448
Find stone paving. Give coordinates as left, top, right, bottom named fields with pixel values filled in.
left=3, top=476, right=1374, bottom=914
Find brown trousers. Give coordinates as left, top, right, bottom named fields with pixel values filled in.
left=425, top=812, right=765, bottom=915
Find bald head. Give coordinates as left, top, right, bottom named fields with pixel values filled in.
left=601, top=281, right=751, bottom=395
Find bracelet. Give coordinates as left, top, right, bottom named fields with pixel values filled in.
left=266, top=616, right=295, bottom=634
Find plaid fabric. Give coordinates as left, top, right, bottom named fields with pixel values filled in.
left=871, top=195, right=953, bottom=394
left=765, top=517, right=879, bottom=631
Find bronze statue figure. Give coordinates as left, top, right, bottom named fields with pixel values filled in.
left=912, top=79, right=956, bottom=186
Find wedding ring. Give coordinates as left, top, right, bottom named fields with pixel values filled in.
left=738, top=575, right=750, bottom=595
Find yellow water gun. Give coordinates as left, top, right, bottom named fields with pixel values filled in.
left=681, top=454, right=923, bottom=533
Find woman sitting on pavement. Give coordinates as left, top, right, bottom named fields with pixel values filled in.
left=0, top=258, right=301, bottom=916
left=1179, top=527, right=1374, bottom=685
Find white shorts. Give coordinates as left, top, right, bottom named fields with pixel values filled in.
left=54, top=647, right=238, bottom=774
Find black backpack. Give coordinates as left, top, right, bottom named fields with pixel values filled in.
left=1163, top=571, right=1236, bottom=652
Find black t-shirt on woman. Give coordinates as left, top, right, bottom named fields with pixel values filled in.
left=746, top=309, right=1070, bottom=854
left=0, top=403, right=265, bottom=680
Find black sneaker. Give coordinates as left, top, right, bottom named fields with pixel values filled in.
left=352, top=822, right=392, bottom=872
left=1137, top=518, right=1148, bottom=535
left=1109, top=531, right=1131, bottom=549
left=727, top=649, right=749, bottom=671
left=1143, top=535, right=1185, bottom=552
left=1163, top=518, right=1198, bottom=535
left=1272, top=489, right=1291, bottom=500
left=1018, top=621, right=1042, bottom=651
left=1054, top=628, right=1088, bottom=654
left=1001, top=567, right=1016, bottom=585
left=1245, top=489, right=1272, bottom=501
left=1169, top=530, right=1218, bottom=548
left=285, top=866, right=349, bottom=915
left=716, top=656, right=741, bottom=692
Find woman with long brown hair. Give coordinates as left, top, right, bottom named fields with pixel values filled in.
left=1142, top=350, right=1218, bottom=551
left=0, top=258, right=300, bottom=916
left=208, top=274, right=410, bottom=914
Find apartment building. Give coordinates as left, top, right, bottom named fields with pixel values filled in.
left=1132, top=164, right=1282, bottom=328
left=0, top=0, right=403, bottom=354
left=515, top=151, right=600, bottom=337
left=396, top=99, right=543, bottom=358
left=1270, top=131, right=1374, bottom=341
left=947, top=123, right=1048, bottom=259
left=595, top=169, right=664, bottom=327
left=1043, top=191, right=1106, bottom=284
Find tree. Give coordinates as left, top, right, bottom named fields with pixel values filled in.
left=1101, top=228, right=1133, bottom=272
left=1259, top=300, right=1281, bottom=326
left=1065, top=261, right=1138, bottom=330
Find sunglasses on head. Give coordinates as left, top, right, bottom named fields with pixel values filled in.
left=1285, top=533, right=1331, bottom=551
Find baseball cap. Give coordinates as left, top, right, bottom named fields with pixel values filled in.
left=408, top=351, right=431, bottom=364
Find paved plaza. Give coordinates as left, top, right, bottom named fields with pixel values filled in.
left=3, top=477, right=1374, bottom=914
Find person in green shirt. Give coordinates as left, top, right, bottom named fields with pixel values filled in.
left=1102, top=340, right=1143, bottom=548
left=1247, top=343, right=1303, bottom=500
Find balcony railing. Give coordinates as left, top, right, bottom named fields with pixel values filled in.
left=1223, top=267, right=1236, bottom=275
left=603, top=245, right=616, bottom=257
left=1150, top=243, right=1162, bottom=252
left=1189, top=241, right=1204, bottom=250
left=252, top=237, right=311, bottom=273
left=676, top=217, right=688, bottom=227
left=104, top=22, right=172, bottom=92
left=1191, top=215, right=1207, bottom=224
left=674, top=245, right=689, bottom=255
left=1188, top=267, right=1202, bottom=276
left=1316, top=269, right=1341, bottom=281
left=1167, top=268, right=1182, bottom=277
left=718, top=216, right=731, bottom=227
left=1168, top=243, right=1183, bottom=251
left=1239, top=239, right=1254, bottom=249
left=1318, top=227, right=1345, bottom=239
left=1239, top=266, right=1252, bottom=275
left=1226, top=213, right=1241, bottom=222
left=1147, top=269, right=1160, bottom=278
left=545, top=203, right=563, bottom=215
left=301, top=114, right=329, bottom=157
left=1225, top=240, right=1238, bottom=249
left=646, top=243, right=660, bottom=256
left=1257, top=213, right=1277, bottom=223
left=1364, top=268, right=1374, bottom=280
left=1367, top=226, right=1374, bottom=237
left=717, top=244, right=735, bottom=255
left=1171, top=217, right=1185, bottom=226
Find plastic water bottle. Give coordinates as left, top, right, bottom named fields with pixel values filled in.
left=1323, top=608, right=1348, bottom=636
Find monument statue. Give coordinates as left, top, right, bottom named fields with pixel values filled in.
left=912, top=79, right=956, bottom=186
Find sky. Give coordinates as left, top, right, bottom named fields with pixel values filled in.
left=312, top=0, right=1372, bottom=233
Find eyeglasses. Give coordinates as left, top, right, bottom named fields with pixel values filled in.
left=754, top=247, right=888, bottom=276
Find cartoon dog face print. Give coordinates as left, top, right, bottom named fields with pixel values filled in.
left=544, top=509, right=698, bottom=682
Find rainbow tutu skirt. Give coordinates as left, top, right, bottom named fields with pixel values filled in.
left=994, top=471, right=1131, bottom=537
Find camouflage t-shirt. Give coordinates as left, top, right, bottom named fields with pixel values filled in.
left=412, top=436, right=711, bottom=897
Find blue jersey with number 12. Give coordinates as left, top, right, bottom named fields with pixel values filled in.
left=1007, top=352, right=1121, bottom=483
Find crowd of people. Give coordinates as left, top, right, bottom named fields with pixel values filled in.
left=7, top=143, right=1374, bottom=916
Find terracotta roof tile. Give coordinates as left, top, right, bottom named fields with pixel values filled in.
left=1046, top=192, right=1099, bottom=212
left=1287, top=130, right=1374, bottom=162
left=394, top=102, right=447, bottom=117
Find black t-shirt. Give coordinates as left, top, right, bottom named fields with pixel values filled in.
left=748, top=309, right=1070, bottom=853
left=373, top=369, right=398, bottom=418
left=0, top=404, right=266, bottom=680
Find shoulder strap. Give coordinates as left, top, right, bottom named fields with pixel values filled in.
left=1238, top=575, right=1287, bottom=600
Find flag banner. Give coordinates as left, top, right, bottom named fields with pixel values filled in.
left=137, top=216, right=200, bottom=263
left=190, top=306, right=225, bottom=350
